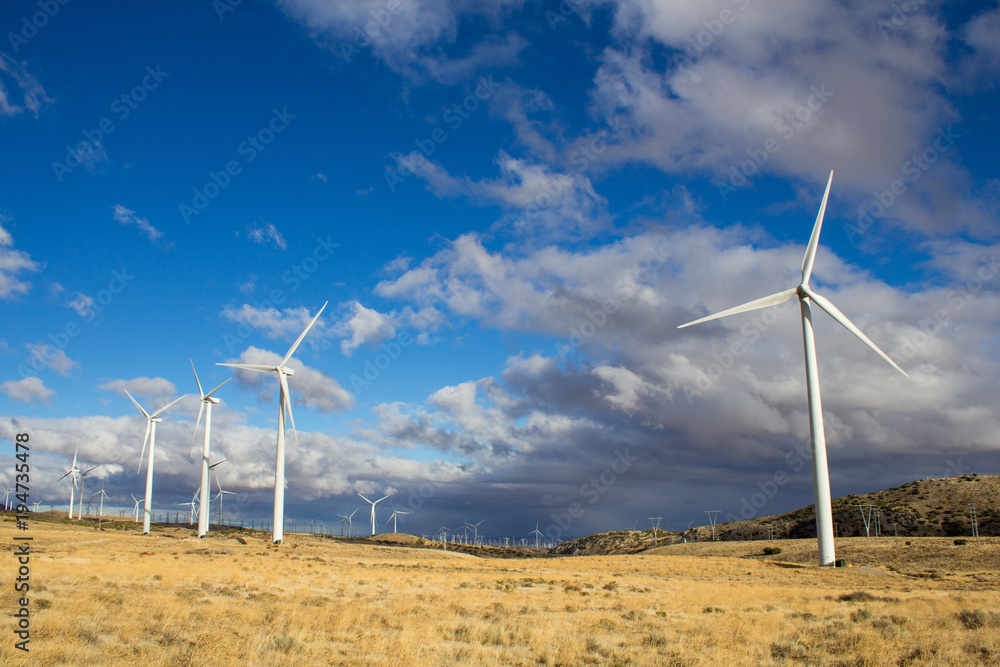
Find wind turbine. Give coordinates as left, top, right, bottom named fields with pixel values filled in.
left=57, top=446, right=81, bottom=519
left=358, top=492, right=390, bottom=536
left=338, top=508, right=359, bottom=537
left=1, top=483, right=11, bottom=511
left=76, top=463, right=103, bottom=519
left=213, top=472, right=236, bottom=526
left=91, top=481, right=109, bottom=518
left=469, top=519, right=484, bottom=545
left=385, top=502, right=410, bottom=533
left=31, top=501, right=41, bottom=512
left=529, top=522, right=543, bottom=549
left=130, top=494, right=143, bottom=523
left=217, top=301, right=328, bottom=544
left=124, top=389, right=189, bottom=535
left=189, top=360, right=231, bottom=539
left=678, top=171, right=907, bottom=566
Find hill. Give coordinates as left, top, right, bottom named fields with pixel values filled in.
left=556, top=474, right=999, bottom=556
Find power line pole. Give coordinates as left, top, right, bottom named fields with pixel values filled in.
left=705, top=510, right=720, bottom=541
left=970, top=503, right=980, bottom=538
left=648, top=517, right=662, bottom=546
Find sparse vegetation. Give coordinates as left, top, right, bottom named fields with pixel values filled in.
left=2, top=514, right=999, bottom=666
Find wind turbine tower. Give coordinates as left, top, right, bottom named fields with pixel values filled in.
left=217, top=301, right=327, bottom=544
left=189, top=360, right=231, bottom=538
left=124, top=389, right=189, bottom=535
left=358, top=492, right=390, bottom=536
left=678, top=171, right=907, bottom=566
left=57, top=446, right=81, bottom=519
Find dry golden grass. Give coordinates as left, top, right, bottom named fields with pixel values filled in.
left=2, top=517, right=999, bottom=666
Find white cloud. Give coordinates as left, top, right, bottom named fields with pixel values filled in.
left=67, top=292, right=94, bottom=317
left=0, top=221, right=40, bottom=299
left=25, top=344, right=79, bottom=377
left=312, top=173, right=328, bottom=182
left=113, top=204, right=163, bottom=242
left=0, top=53, right=51, bottom=117
left=98, top=377, right=178, bottom=405
left=276, top=0, right=526, bottom=82
left=221, top=304, right=328, bottom=342
left=246, top=219, right=287, bottom=250
left=399, top=149, right=611, bottom=242
left=1, top=377, right=54, bottom=404
left=334, top=301, right=398, bottom=355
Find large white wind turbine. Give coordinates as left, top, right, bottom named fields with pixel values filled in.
left=124, top=389, right=189, bottom=535
left=358, top=492, right=390, bottom=536
left=189, top=360, right=231, bottom=538
left=56, top=446, right=81, bottom=519
left=678, top=171, right=907, bottom=566
left=217, top=301, right=328, bottom=545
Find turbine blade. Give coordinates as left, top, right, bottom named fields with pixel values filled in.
left=191, top=359, right=205, bottom=398
left=71, top=445, right=78, bottom=468
left=678, top=287, right=798, bottom=329
left=357, top=493, right=372, bottom=503
left=124, top=389, right=150, bottom=419
left=204, top=377, right=231, bottom=399
left=217, top=363, right=277, bottom=373
left=376, top=495, right=390, bottom=504
left=801, top=170, right=834, bottom=284
left=57, top=470, right=73, bottom=482
left=801, top=286, right=908, bottom=377
left=150, top=394, right=189, bottom=419
left=137, top=421, right=151, bottom=474
left=280, top=301, right=328, bottom=367
left=278, top=371, right=300, bottom=449
left=189, top=401, right=205, bottom=462
left=209, top=458, right=228, bottom=469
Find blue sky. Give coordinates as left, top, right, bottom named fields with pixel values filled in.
left=1, top=0, right=998, bottom=540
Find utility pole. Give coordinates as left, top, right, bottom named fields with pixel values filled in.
left=970, top=504, right=980, bottom=538
left=857, top=503, right=872, bottom=537
left=648, top=517, right=663, bottom=546
left=705, top=510, right=720, bottom=541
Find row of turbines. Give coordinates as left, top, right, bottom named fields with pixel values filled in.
left=47, top=173, right=906, bottom=565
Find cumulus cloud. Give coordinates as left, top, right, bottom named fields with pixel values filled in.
left=98, top=377, right=178, bottom=405
left=276, top=0, right=526, bottom=83
left=220, top=304, right=329, bottom=343
left=113, top=205, right=163, bottom=242
left=0, top=220, right=40, bottom=299
left=1, top=377, right=54, bottom=404
left=25, top=344, right=79, bottom=377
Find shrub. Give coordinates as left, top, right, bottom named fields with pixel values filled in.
left=763, top=546, right=782, bottom=555
left=954, top=539, right=968, bottom=545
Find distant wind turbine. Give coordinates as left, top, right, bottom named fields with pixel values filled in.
left=213, top=472, right=236, bottom=526
left=217, top=301, right=327, bottom=544
left=338, top=508, right=358, bottom=537
left=385, top=502, right=410, bottom=533
left=76, top=463, right=104, bottom=520
left=57, top=446, right=81, bottom=519
left=1, top=483, right=11, bottom=511
left=124, top=389, right=189, bottom=535
left=131, top=493, right=143, bottom=523
left=189, top=360, right=231, bottom=539
left=678, top=171, right=907, bottom=566
left=358, top=492, right=390, bottom=536
left=529, top=522, right=543, bottom=549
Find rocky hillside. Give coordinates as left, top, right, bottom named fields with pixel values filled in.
left=555, top=474, right=998, bottom=556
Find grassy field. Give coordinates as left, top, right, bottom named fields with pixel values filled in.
left=2, top=516, right=999, bottom=666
